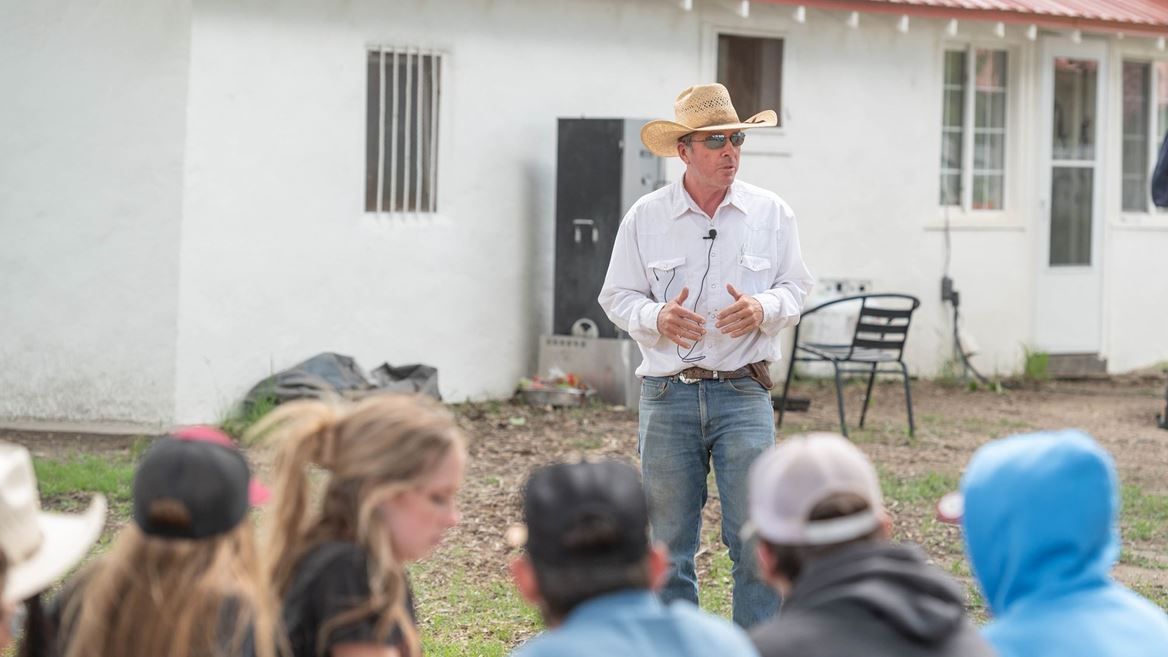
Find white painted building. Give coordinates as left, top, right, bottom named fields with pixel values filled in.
left=2, top=0, right=1167, bottom=428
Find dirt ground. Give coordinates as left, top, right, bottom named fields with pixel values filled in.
left=434, top=374, right=1168, bottom=599
left=4, top=373, right=1168, bottom=634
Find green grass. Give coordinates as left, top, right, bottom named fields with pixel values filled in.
left=569, top=437, right=603, bottom=450
left=697, top=550, right=734, bottom=619
left=220, top=389, right=280, bottom=442
left=880, top=470, right=959, bottom=505
left=412, top=564, right=540, bottom=656
left=1122, top=485, right=1168, bottom=543
left=33, top=454, right=136, bottom=513
left=1022, top=347, right=1050, bottom=382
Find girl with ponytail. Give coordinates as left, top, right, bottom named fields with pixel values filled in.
left=255, top=394, right=467, bottom=657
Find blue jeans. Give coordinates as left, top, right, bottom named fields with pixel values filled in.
left=638, top=375, right=781, bottom=628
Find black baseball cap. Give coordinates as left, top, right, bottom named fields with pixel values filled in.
left=522, top=460, right=649, bottom=567
left=133, top=437, right=251, bottom=540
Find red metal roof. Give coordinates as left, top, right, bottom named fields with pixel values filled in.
left=761, top=0, right=1168, bottom=35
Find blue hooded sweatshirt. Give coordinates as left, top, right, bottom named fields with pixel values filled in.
left=961, top=429, right=1168, bottom=657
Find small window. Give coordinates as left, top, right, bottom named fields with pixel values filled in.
left=717, top=34, right=783, bottom=126
left=1121, top=60, right=1168, bottom=212
left=939, top=48, right=1008, bottom=210
left=365, top=48, right=442, bottom=214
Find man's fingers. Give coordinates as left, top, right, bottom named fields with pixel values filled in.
left=675, top=307, right=706, bottom=324
left=715, top=306, right=750, bottom=328
left=673, top=286, right=690, bottom=305
left=720, top=318, right=751, bottom=335
left=671, top=335, right=695, bottom=349
left=716, top=299, right=748, bottom=321
left=726, top=283, right=742, bottom=300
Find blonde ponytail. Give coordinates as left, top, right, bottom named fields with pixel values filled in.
left=259, top=394, right=464, bottom=657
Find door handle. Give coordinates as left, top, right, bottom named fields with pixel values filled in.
left=573, top=218, right=599, bottom=244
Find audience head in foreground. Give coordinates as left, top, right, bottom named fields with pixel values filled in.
left=258, top=393, right=466, bottom=657
left=57, top=429, right=276, bottom=657
left=745, top=433, right=993, bottom=657
left=955, top=429, right=1168, bottom=657
left=508, top=459, right=759, bottom=657
left=0, top=442, right=106, bottom=657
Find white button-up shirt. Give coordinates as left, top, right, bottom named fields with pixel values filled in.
left=598, top=180, right=814, bottom=377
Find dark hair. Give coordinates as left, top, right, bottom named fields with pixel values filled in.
left=533, top=560, right=650, bottom=623
left=761, top=493, right=883, bottom=583
left=18, top=594, right=49, bottom=657
left=530, top=518, right=651, bottom=622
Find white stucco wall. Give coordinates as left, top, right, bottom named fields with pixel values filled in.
left=1105, top=226, right=1168, bottom=372
left=8, top=0, right=1162, bottom=426
left=0, top=1, right=191, bottom=426
left=173, top=0, right=719, bottom=421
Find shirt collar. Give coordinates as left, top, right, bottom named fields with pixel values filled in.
left=563, top=589, right=662, bottom=625
left=671, top=180, right=745, bottom=219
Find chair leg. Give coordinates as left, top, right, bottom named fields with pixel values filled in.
left=900, top=361, right=915, bottom=437
left=778, top=357, right=797, bottom=429
left=832, top=362, right=848, bottom=438
left=859, top=363, right=877, bottom=429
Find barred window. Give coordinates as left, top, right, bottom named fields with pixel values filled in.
left=365, top=47, right=442, bottom=214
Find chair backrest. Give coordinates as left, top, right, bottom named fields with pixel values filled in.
left=847, top=294, right=920, bottom=361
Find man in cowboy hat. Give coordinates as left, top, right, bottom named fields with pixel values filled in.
left=599, top=83, right=813, bottom=627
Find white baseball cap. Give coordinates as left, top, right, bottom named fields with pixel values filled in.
left=743, top=433, right=884, bottom=546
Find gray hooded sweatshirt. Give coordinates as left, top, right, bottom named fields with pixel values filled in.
left=750, top=542, right=994, bottom=657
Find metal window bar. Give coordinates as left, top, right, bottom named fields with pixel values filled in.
left=414, top=48, right=424, bottom=214
left=403, top=49, right=413, bottom=212
left=429, top=53, right=439, bottom=212
left=389, top=50, right=399, bottom=214
left=376, top=47, right=386, bottom=215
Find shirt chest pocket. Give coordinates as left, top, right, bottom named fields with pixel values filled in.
left=737, top=254, right=772, bottom=290
left=647, top=256, right=686, bottom=302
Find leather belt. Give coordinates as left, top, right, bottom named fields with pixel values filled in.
left=675, top=365, right=753, bottom=384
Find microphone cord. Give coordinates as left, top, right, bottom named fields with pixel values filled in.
left=668, top=228, right=717, bottom=363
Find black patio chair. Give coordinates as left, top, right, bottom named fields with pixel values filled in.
left=777, top=293, right=921, bottom=438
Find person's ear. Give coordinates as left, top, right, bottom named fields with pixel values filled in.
left=677, top=141, right=690, bottom=163
left=509, top=556, right=543, bottom=606
left=755, top=540, right=793, bottom=596
left=755, top=541, right=776, bottom=583
left=647, top=542, right=670, bottom=591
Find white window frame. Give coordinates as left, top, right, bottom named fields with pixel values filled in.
left=366, top=45, right=444, bottom=216
left=701, top=24, right=790, bottom=158
left=940, top=45, right=1012, bottom=215
left=1119, top=57, right=1168, bottom=217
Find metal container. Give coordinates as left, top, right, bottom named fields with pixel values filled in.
left=519, top=387, right=594, bottom=407
left=537, top=335, right=642, bottom=409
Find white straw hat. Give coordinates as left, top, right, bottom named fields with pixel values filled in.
left=641, top=83, right=777, bottom=157
left=0, top=442, right=107, bottom=603
left=743, top=433, right=884, bottom=546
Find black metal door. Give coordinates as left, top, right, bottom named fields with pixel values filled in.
left=553, top=119, right=624, bottom=337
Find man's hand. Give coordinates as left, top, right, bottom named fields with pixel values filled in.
left=716, top=284, right=764, bottom=338
left=657, top=287, right=706, bottom=348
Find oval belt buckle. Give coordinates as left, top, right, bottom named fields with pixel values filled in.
left=678, top=371, right=700, bottom=385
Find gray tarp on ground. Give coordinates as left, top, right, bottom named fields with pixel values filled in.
left=242, top=352, right=440, bottom=411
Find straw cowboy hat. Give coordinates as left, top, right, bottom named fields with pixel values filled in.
left=0, top=442, right=106, bottom=603
left=641, top=83, right=778, bottom=157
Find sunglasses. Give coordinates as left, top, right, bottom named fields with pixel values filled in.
left=682, top=131, right=746, bottom=150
